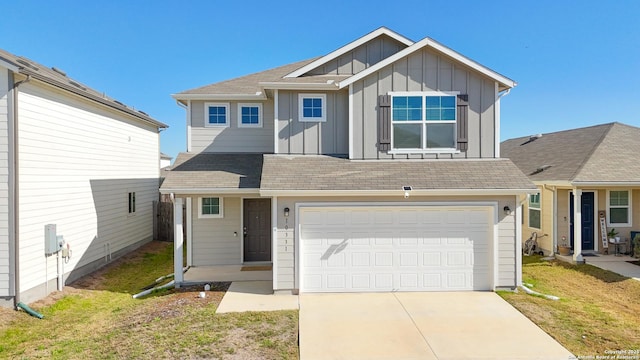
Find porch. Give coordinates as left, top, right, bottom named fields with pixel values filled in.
left=183, top=265, right=272, bottom=284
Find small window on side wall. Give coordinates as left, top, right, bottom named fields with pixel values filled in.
left=128, top=192, right=136, bottom=214
left=298, top=94, right=326, bottom=122
left=237, top=103, right=262, bottom=128
left=528, top=193, right=541, bottom=229
left=199, top=197, right=223, bottom=219
left=204, top=103, right=229, bottom=127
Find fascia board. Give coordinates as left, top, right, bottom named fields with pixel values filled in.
left=160, top=188, right=261, bottom=195
left=258, top=81, right=339, bottom=90
left=338, top=37, right=516, bottom=90
left=171, top=93, right=267, bottom=101
left=571, top=181, right=640, bottom=187
left=259, top=188, right=538, bottom=197
left=284, top=27, right=414, bottom=79
left=0, top=58, right=19, bottom=72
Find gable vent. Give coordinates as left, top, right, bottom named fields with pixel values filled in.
left=114, top=100, right=125, bottom=106
left=138, top=110, right=148, bottom=116
left=68, top=80, right=86, bottom=90
left=51, top=67, right=67, bottom=76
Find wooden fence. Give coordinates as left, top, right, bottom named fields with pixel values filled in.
left=154, top=200, right=186, bottom=242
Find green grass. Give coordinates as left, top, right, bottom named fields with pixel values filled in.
left=500, top=256, right=640, bottom=355
left=0, top=242, right=299, bottom=360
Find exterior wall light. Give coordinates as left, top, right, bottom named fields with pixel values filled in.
left=284, top=207, right=290, bottom=217
left=503, top=205, right=512, bottom=215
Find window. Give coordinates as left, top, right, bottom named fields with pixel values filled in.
left=298, top=94, right=326, bottom=122
left=528, top=193, right=541, bottom=229
left=237, top=103, right=262, bottom=128
left=390, top=92, right=456, bottom=151
left=199, top=197, right=223, bottom=218
left=204, top=103, right=229, bottom=127
left=608, top=190, right=631, bottom=226
left=128, top=192, right=136, bottom=214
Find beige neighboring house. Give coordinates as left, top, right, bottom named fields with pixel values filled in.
left=162, top=27, right=536, bottom=294
left=502, top=122, right=640, bottom=262
left=0, top=49, right=167, bottom=307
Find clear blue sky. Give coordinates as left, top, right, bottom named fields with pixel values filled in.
left=2, top=1, right=639, bottom=160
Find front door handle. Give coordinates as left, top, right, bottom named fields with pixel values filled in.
left=243, top=226, right=248, bottom=236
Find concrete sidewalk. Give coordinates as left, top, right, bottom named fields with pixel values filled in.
left=585, top=256, right=640, bottom=281
left=299, top=292, right=573, bottom=360
left=215, top=281, right=298, bottom=313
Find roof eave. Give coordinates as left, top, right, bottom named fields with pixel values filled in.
left=160, top=188, right=261, bottom=195
left=259, top=81, right=339, bottom=90
left=171, top=93, right=267, bottom=101
left=0, top=58, right=19, bottom=72
left=259, top=188, right=537, bottom=197
left=571, top=181, right=640, bottom=187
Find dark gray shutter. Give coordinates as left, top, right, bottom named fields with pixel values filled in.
left=457, top=94, right=469, bottom=152
left=378, top=95, right=391, bottom=151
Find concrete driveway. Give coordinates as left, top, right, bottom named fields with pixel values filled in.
left=299, top=292, right=573, bottom=360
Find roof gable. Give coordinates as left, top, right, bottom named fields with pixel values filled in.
left=284, top=27, right=414, bottom=79
left=501, top=123, right=640, bottom=183
left=338, top=36, right=516, bottom=91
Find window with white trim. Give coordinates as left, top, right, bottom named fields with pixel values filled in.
left=204, top=103, right=229, bottom=127
left=199, top=197, right=223, bottom=218
left=128, top=192, right=136, bottom=214
left=298, top=94, right=326, bottom=122
left=391, top=92, right=456, bottom=151
left=237, top=103, right=262, bottom=128
left=608, top=190, right=631, bottom=226
left=528, top=193, right=541, bottom=229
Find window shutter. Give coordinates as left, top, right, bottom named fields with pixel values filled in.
left=378, top=95, right=391, bottom=151
left=457, top=94, right=469, bottom=152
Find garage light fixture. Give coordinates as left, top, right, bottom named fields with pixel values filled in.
left=503, top=206, right=512, bottom=215
left=403, top=186, right=412, bottom=199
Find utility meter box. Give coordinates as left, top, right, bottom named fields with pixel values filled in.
left=45, top=224, right=59, bottom=255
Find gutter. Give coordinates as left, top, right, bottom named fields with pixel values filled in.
left=259, top=188, right=538, bottom=197
left=10, top=73, right=30, bottom=309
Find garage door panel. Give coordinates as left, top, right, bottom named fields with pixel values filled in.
left=300, top=206, right=492, bottom=292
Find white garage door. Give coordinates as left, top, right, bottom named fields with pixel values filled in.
left=300, top=206, right=493, bottom=292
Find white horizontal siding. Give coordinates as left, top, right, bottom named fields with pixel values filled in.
left=191, top=196, right=242, bottom=266
left=0, top=68, right=10, bottom=296
left=497, top=200, right=517, bottom=287
left=17, top=82, right=160, bottom=294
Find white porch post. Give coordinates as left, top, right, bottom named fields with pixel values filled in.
left=272, top=196, right=278, bottom=291
left=515, top=196, right=523, bottom=287
left=186, top=197, right=192, bottom=267
left=573, top=189, right=584, bottom=263
left=174, top=197, right=184, bottom=287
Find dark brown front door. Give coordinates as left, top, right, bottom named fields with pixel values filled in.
left=243, top=199, right=271, bottom=262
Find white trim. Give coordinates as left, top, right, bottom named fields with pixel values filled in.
left=515, top=196, right=523, bottom=286
left=260, top=189, right=537, bottom=197
left=198, top=196, right=224, bottom=219
left=237, top=103, right=263, bottom=128
left=528, top=192, right=541, bottom=230
left=160, top=188, right=260, bottom=195
left=204, top=102, right=230, bottom=128
left=339, top=37, right=517, bottom=90
left=606, top=189, right=632, bottom=227
left=284, top=27, right=414, bottom=78
left=259, top=82, right=339, bottom=90
left=274, top=90, right=279, bottom=154
left=295, top=201, right=499, bottom=292
left=0, top=59, right=20, bottom=72
left=494, top=83, right=500, bottom=157
left=187, top=100, right=192, bottom=152
left=240, top=197, right=245, bottom=263
left=348, top=84, right=354, bottom=159
left=568, top=190, right=598, bottom=253
left=573, top=181, right=640, bottom=186
left=298, top=93, right=327, bottom=122
left=272, top=196, right=278, bottom=289
left=186, top=197, right=193, bottom=267
left=172, top=93, right=266, bottom=101
left=174, top=197, right=184, bottom=286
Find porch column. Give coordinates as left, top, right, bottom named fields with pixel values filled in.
left=174, top=197, right=184, bottom=287
left=573, top=189, right=584, bottom=263
left=186, top=197, right=192, bottom=267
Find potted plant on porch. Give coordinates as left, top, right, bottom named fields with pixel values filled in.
left=607, top=228, right=619, bottom=242
left=558, top=235, right=571, bottom=256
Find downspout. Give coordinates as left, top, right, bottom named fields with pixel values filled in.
left=10, top=73, right=31, bottom=309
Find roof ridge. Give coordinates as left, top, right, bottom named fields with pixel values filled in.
left=569, top=122, right=615, bottom=180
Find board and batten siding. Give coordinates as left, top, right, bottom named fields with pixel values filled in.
left=274, top=195, right=517, bottom=291
left=190, top=100, right=274, bottom=153
left=17, top=82, right=160, bottom=298
left=190, top=196, right=242, bottom=266
left=351, top=48, right=497, bottom=160
left=307, top=35, right=407, bottom=76
left=276, top=90, right=348, bottom=155
left=0, top=68, right=11, bottom=298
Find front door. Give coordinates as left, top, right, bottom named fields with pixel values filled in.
left=570, top=192, right=595, bottom=251
left=243, top=199, right=271, bottom=262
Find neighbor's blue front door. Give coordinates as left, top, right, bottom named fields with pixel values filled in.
left=570, top=192, right=595, bottom=251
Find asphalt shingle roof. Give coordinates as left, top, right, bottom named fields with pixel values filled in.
left=161, top=153, right=263, bottom=190
left=501, top=122, right=640, bottom=183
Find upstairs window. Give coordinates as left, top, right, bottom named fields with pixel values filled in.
left=299, top=94, right=326, bottom=122
left=528, top=193, right=541, bottom=229
left=608, top=190, right=631, bottom=226
left=390, top=92, right=456, bottom=151
left=205, top=103, right=229, bottom=127
left=238, top=103, right=262, bottom=128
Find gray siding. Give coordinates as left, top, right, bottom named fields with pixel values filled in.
left=0, top=68, right=9, bottom=297
left=307, top=35, right=406, bottom=76
left=351, top=48, right=498, bottom=159
left=191, top=196, right=242, bottom=266
left=190, top=100, right=274, bottom=153
left=277, top=90, right=348, bottom=155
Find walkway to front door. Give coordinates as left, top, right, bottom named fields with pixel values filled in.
left=243, top=198, right=271, bottom=262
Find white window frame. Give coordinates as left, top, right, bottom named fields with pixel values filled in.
left=607, top=190, right=632, bottom=227
left=298, top=93, right=327, bottom=122
left=528, top=193, right=541, bottom=230
left=198, top=197, right=224, bottom=219
left=128, top=192, right=136, bottom=215
left=204, top=102, right=230, bottom=128
left=237, top=103, right=263, bottom=128
left=388, top=91, right=458, bottom=154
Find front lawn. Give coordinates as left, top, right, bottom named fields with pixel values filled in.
left=500, top=256, right=640, bottom=356
left=0, top=241, right=298, bottom=359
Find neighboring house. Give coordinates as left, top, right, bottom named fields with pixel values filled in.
left=162, top=27, right=535, bottom=294
left=0, top=49, right=167, bottom=307
left=160, top=152, right=172, bottom=169
left=502, top=122, right=640, bottom=262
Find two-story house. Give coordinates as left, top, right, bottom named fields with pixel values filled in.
left=161, top=27, right=535, bottom=294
